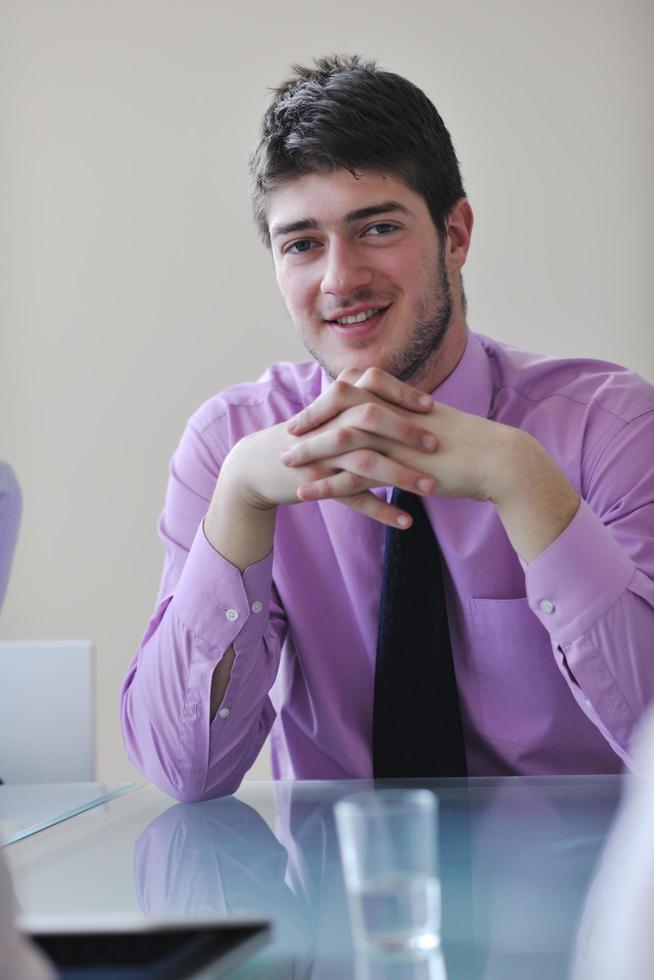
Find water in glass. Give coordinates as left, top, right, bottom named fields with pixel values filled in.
left=349, top=872, right=441, bottom=953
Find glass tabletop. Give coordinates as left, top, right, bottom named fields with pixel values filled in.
left=138, top=776, right=624, bottom=979
left=4, top=775, right=626, bottom=979
left=0, top=781, right=136, bottom=845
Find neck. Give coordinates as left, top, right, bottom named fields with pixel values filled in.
left=419, top=319, right=468, bottom=394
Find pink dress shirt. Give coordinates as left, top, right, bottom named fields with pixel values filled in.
left=121, top=331, right=654, bottom=800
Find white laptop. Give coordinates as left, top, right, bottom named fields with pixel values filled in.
left=0, top=641, right=94, bottom=783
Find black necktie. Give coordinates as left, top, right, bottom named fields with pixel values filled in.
left=372, top=489, right=467, bottom=777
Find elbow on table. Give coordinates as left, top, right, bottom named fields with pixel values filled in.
left=119, top=689, right=250, bottom=802
left=124, top=742, right=244, bottom=803
left=154, top=763, right=245, bottom=803
left=169, top=773, right=244, bottom=803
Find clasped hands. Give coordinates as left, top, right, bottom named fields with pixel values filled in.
left=278, top=367, right=513, bottom=529
left=218, top=364, right=579, bottom=559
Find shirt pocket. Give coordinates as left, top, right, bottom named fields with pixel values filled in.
left=467, top=597, right=585, bottom=748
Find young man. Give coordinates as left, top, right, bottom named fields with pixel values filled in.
left=121, top=56, right=654, bottom=802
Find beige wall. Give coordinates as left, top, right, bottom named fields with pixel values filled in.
left=1, top=0, right=652, bottom=784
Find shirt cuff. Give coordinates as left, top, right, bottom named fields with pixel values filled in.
left=170, top=523, right=274, bottom=651
left=523, top=498, right=635, bottom=646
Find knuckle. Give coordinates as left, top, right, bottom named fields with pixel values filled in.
left=394, top=386, right=410, bottom=405
left=333, top=379, right=352, bottom=399
left=361, top=366, right=383, bottom=387
left=400, top=464, right=419, bottom=484
left=335, top=427, right=353, bottom=450
left=343, top=491, right=368, bottom=514
left=376, top=502, right=391, bottom=522
left=364, top=496, right=386, bottom=521
left=360, top=402, right=380, bottom=426
left=354, top=449, right=375, bottom=472
left=346, top=471, right=366, bottom=492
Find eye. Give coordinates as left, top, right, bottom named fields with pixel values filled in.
left=364, top=222, right=400, bottom=237
left=284, top=238, right=316, bottom=255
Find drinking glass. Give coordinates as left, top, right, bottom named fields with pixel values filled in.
left=334, top=789, right=440, bottom=955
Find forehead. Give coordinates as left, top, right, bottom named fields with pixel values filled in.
left=266, top=169, right=428, bottom=234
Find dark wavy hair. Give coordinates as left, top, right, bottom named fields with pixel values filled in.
left=250, top=54, right=465, bottom=246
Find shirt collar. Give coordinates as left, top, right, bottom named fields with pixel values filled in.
left=429, top=330, right=493, bottom=419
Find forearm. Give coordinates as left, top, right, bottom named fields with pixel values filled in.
left=202, top=454, right=279, bottom=715
left=204, top=452, right=277, bottom=573
left=491, top=429, right=580, bottom=564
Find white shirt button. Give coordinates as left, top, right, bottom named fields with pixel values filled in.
left=251, top=600, right=263, bottom=614
left=539, top=599, right=555, bottom=614
left=218, top=707, right=230, bottom=718
left=225, top=608, right=239, bottom=622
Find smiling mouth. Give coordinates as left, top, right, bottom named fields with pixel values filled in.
left=325, top=304, right=391, bottom=326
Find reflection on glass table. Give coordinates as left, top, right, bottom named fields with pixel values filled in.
left=135, top=792, right=314, bottom=979
left=0, top=782, right=136, bottom=846
left=354, top=948, right=449, bottom=980
left=133, top=776, right=623, bottom=980
left=573, top=710, right=654, bottom=980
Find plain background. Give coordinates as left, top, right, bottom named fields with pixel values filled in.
left=1, top=0, right=652, bottom=785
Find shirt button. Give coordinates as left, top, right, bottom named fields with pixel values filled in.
left=251, top=600, right=263, bottom=614
left=225, top=608, right=239, bottom=622
left=218, top=707, right=230, bottom=718
left=539, top=599, right=555, bottom=614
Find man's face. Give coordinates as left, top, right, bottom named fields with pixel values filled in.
left=268, top=169, right=462, bottom=389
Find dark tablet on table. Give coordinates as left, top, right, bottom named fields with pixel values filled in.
left=23, top=914, right=271, bottom=979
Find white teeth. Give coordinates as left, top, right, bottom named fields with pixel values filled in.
left=335, top=309, right=379, bottom=325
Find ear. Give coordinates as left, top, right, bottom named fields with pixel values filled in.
left=445, top=198, right=474, bottom=271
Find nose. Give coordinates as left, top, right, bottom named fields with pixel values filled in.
left=319, top=238, right=373, bottom=299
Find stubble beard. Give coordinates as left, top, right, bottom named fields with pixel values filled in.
left=296, top=249, right=454, bottom=389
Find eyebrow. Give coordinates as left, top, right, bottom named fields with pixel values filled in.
left=270, top=200, right=412, bottom=239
